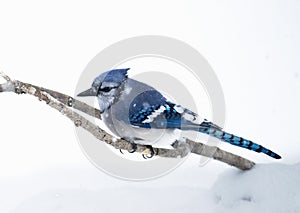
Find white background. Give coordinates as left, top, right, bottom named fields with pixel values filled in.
left=0, top=0, right=299, bottom=212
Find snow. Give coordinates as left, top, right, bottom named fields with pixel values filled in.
left=1, top=162, right=299, bottom=213
left=213, top=163, right=300, bottom=213
left=12, top=187, right=213, bottom=213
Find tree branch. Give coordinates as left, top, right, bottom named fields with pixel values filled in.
left=0, top=72, right=255, bottom=170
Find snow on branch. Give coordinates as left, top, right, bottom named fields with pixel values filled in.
left=0, top=72, right=255, bottom=170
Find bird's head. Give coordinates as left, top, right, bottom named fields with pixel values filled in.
left=77, top=68, right=129, bottom=112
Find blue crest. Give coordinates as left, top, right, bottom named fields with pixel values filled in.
left=93, top=68, right=130, bottom=85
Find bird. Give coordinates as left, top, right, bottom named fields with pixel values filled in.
left=77, top=68, right=281, bottom=159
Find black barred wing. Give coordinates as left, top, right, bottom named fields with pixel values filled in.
left=128, top=90, right=205, bottom=129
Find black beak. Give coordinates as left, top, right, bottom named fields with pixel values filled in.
left=77, top=88, right=97, bottom=97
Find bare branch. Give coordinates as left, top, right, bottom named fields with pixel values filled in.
left=0, top=71, right=11, bottom=82
left=0, top=73, right=255, bottom=170
left=40, top=88, right=102, bottom=120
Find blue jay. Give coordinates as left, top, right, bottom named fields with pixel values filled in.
left=78, top=68, right=281, bottom=159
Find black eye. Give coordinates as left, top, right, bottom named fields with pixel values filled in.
left=100, top=87, right=113, bottom=92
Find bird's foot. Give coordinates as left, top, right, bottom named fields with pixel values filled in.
left=119, top=143, right=137, bottom=154
left=128, top=143, right=137, bottom=153
left=142, top=145, right=155, bottom=159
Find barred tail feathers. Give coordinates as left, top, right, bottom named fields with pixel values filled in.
left=198, top=122, right=281, bottom=159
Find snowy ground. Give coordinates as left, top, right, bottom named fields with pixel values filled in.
left=1, top=160, right=299, bottom=213
left=213, top=163, right=300, bottom=213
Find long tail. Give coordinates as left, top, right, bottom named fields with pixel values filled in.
left=198, top=121, right=281, bottom=159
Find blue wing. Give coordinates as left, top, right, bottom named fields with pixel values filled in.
left=128, top=90, right=201, bottom=129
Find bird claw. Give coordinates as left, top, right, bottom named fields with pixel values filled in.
left=119, top=143, right=137, bottom=154
left=128, top=143, right=137, bottom=153
left=142, top=145, right=155, bottom=159
left=119, top=142, right=154, bottom=159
